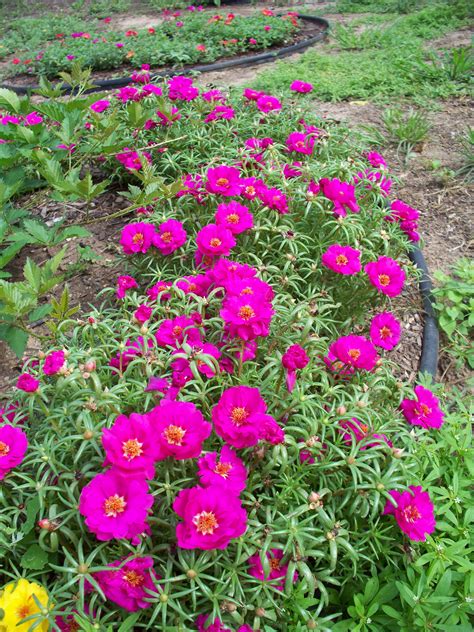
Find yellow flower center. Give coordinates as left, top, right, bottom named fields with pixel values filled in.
left=163, top=424, right=186, bottom=445
left=172, top=325, right=183, bottom=337
left=230, top=406, right=248, bottom=426
left=378, top=273, right=390, bottom=286
left=214, top=461, right=233, bottom=478
left=193, top=510, right=219, bottom=535
left=270, top=557, right=281, bottom=571
left=348, top=349, right=361, bottom=361
left=17, top=604, right=33, bottom=620
left=336, top=254, right=348, bottom=266
left=160, top=231, right=173, bottom=243
left=380, top=326, right=391, bottom=339
left=122, top=570, right=145, bottom=587
left=104, top=494, right=127, bottom=517
left=132, top=232, right=144, bottom=244
left=238, top=305, right=255, bottom=320
left=122, top=438, right=143, bottom=461
left=216, top=177, right=229, bottom=187
left=210, top=237, right=222, bottom=248
left=359, top=424, right=369, bottom=434
left=418, top=403, right=431, bottom=416
left=0, top=440, right=10, bottom=457
left=295, top=140, right=305, bottom=148
left=402, top=504, right=421, bottom=523
left=240, top=286, right=253, bottom=295
left=226, top=213, right=240, bottom=224
left=245, top=185, right=255, bottom=196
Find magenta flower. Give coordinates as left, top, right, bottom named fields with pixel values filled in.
left=319, top=177, right=359, bottom=217
left=148, top=400, right=211, bottom=460
left=120, top=222, right=156, bottom=255
left=239, top=176, right=261, bottom=200
left=259, top=186, right=289, bottom=214
left=290, top=80, right=313, bottom=93
left=102, top=413, right=157, bottom=478
left=365, top=151, right=387, bottom=169
left=173, top=484, right=247, bottom=549
left=325, top=335, right=379, bottom=373
left=256, top=94, right=282, bottom=113
left=205, top=105, right=235, bottom=122
left=79, top=470, right=153, bottom=541
left=248, top=549, right=297, bottom=591
left=220, top=294, right=273, bottom=341
left=321, top=244, right=361, bottom=275
left=172, top=342, right=221, bottom=380
left=215, top=201, right=253, bottom=235
left=90, top=99, right=110, bottom=113
left=202, top=89, right=226, bottom=102
left=197, top=445, right=247, bottom=494
left=212, top=385, right=277, bottom=448
left=43, top=350, right=65, bottom=375
left=206, top=165, right=242, bottom=196
left=156, top=315, right=202, bottom=348
left=116, top=148, right=151, bottom=170
left=400, top=385, right=445, bottom=429
left=157, top=106, right=181, bottom=126
left=196, top=615, right=232, bottom=632
left=365, top=256, right=405, bottom=297
left=370, top=312, right=401, bottom=350
left=387, top=200, right=420, bottom=242
left=0, top=425, right=28, bottom=479
left=147, top=280, right=172, bottom=302
left=383, top=485, right=435, bottom=541
left=16, top=373, right=40, bottom=392
left=196, top=224, right=236, bottom=258
left=339, top=418, right=392, bottom=450
left=283, top=162, right=303, bottom=178
left=243, top=88, right=263, bottom=101
left=286, top=131, right=314, bottom=155
left=168, top=76, right=199, bottom=101
left=93, top=556, right=158, bottom=611
left=153, top=219, right=187, bottom=255
left=282, top=344, right=310, bottom=392
left=225, top=277, right=274, bottom=302
left=259, top=416, right=285, bottom=444
left=176, top=274, right=211, bottom=297
left=209, top=258, right=256, bottom=289
left=133, top=304, right=152, bottom=323
left=116, top=275, right=138, bottom=299
left=24, top=111, right=43, bottom=126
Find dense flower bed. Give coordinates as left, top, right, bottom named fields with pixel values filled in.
left=8, top=9, right=298, bottom=79
left=0, top=75, right=451, bottom=631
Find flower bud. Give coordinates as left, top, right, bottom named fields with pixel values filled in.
left=140, top=325, right=149, bottom=335
left=347, top=456, right=356, bottom=465
left=38, top=518, right=59, bottom=532
left=83, top=430, right=94, bottom=440
left=255, top=607, right=266, bottom=617
left=77, top=564, right=89, bottom=574
left=82, top=372, right=90, bottom=379
left=307, top=621, right=317, bottom=630
left=159, top=594, right=168, bottom=603
left=84, top=360, right=96, bottom=372
left=308, top=492, right=320, bottom=504
left=336, top=405, right=346, bottom=415
left=186, top=569, right=197, bottom=579
left=88, top=316, right=96, bottom=324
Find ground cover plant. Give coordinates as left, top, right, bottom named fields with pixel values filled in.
left=1, top=70, right=472, bottom=631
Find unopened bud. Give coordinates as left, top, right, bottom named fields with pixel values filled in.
left=326, top=531, right=335, bottom=540
left=38, top=518, right=59, bottom=532
left=356, top=400, right=367, bottom=408
left=83, top=430, right=94, bottom=440
left=309, top=492, right=320, bottom=504
left=376, top=483, right=385, bottom=491
left=186, top=569, right=197, bottom=579
left=336, top=405, right=346, bottom=415
left=307, top=621, right=317, bottom=630
left=159, top=594, right=168, bottom=603
left=38, top=351, right=45, bottom=359
left=88, top=316, right=96, bottom=324
left=347, top=456, right=356, bottom=465
left=140, top=326, right=148, bottom=335
left=392, top=447, right=404, bottom=459
left=77, top=564, right=89, bottom=574
left=82, top=372, right=90, bottom=379
left=63, top=350, right=70, bottom=358
left=255, top=607, right=266, bottom=617
left=84, top=360, right=96, bottom=372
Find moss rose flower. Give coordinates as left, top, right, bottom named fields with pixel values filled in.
left=364, top=256, right=405, bottom=297
left=0, top=424, right=28, bottom=479
left=93, top=556, right=158, bottom=611
left=383, top=485, right=435, bottom=541
left=197, top=445, right=247, bottom=494
left=400, top=385, right=445, bottom=429
left=322, top=244, right=361, bottom=275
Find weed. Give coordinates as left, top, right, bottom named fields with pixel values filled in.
left=457, top=127, right=474, bottom=182
left=382, top=107, right=431, bottom=152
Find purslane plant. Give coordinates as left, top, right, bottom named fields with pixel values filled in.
left=0, top=76, right=449, bottom=631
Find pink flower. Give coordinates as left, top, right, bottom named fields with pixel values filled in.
left=322, top=244, right=361, bottom=275
left=116, top=148, right=151, bottom=170
left=168, top=76, right=199, bottom=101
left=225, top=277, right=274, bottom=301
left=290, top=80, right=313, bottom=93
left=16, top=373, right=40, bottom=392
left=387, top=200, right=420, bottom=242
left=325, top=335, right=379, bottom=373
left=365, top=256, right=405, bottom=297
left=24, top=111, right=43, bottom=126
left=212, top=385, right=277, bottom=448
left=196, top=224, right=236, bottom=258
left=153, top=219, right=187, bottom=255
left=205, top=105, right=235, bottom=122
left=0, top=425, right=28, bottom=480
left=93, top=556, right=158, bottom=611
left=206, top=165, right=242, bottom=196
left=134, top=304, right=152, bottom=323
left=102, top=413, right=157, bottom=478
left=156, top=315, right=202, bottom=347
left=120, top=222, right=156, bottom=255
left=209, top=259, right=256, bottom=289
left=283, top=162, right=303, bottom=179
left=171, top=342, right=221, bottom=380
left=116, top=275, right=138, bottom=299
left=307, top=180, right=320, bottom=197
left=400, top=385, right=445, bottom=429
left=286, top=131, right=314, bottom=155
left=148, top=400, right=211, bottom=460
left=196, top=615, right=232, bottom=632
left=202, top=89, right=226, bottom=102
left=243, top=88, right=263, bottom=101
left=173, top=484, right=247, bottom=549
left=0, top=402, right=26, bottom=424
left=43, top=350, right=65, bottom=375
left=258, top=187, right=289, bottom=214
left=354, top=169, right=392, bottom=196
left=79, top=470, right=153, bottom=541
left=197, top=445, right=247, bottom=494
left=319, top=177, right=359, bottom=217
left=90, top=99, right=110, bottom=113
left=248, top=549, right=297, bottom=590
left=339, top=418, right=392, bottom=450
left=256, top=94, right=282, bottom=113
left=215, top=201, right=253, bottom=235
left=239, top=176, right=261, bottom=200
left=282, top=344, right=310, bottom=392
left=365, top=151, right=387, bottom=169
left=176, top=274, right=211, bottom=297
left=370, top=312, right=401, bottom=350
left=383, top=485, right=435, bottom=541
left=147, top=280, right=172, bottom=302
left=156, top=106, right=181, bottom=126
left=259, top=416, right=285, bottom=444
left=220, top=294, right=273, bottom=341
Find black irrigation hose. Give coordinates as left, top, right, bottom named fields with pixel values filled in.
left=408, top=247, right=439, bottom=379
left=0, top=15, right=329, bottom=95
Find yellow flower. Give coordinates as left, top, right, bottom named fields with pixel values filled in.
left=0, top=578, right=51, bottom=631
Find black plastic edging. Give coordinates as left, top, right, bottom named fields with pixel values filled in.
left=0, top=15, right=329, bottom=95
left=408, top=247, right=439, bottom=379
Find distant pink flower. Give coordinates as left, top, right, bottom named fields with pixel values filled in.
left=256, top=95, right=282, bottom=113
left=90, top=99, right=110, bottom=113
left=24, top=112, right=43, bottom=126
left=0, top=403, right=25, bottom=424
left=339, top=418, right=392, bottom=450
left=307, top=180, right=320, bottom=197
left=370, top=312, right=401, bottom=350
left=290, top=80, right=313, bottom=93
left=173, top=484, right=247, bottom=549
left=210, top=258, right=256, bottom=289
left=102, top=413, right=157, bottom=477
left=168, top=76, right=199, bottom=101
left=79, top=470, right=153, bottom=541
left=93, top=556, right=158, bottom=611
left=206, top=165, right=242, bottom=196
left=120, top=222, right=156, bottom=255
left=212, top=385, right=277, bottom=448
left=171, top=342, right=221, bottom=379
left=196, top=224, right=236, bottom=258
left=365, top=151, right=387, bottom=169
left=258, top=187, right=289, bottom=214
left=156, top=315, right=202, bottom=348
left=243, top=88, right=263, bottom=101
left=286, top=131, right=314, bottom=155
left=134, top=304, right=152, bottom=323
left=153, top=219, right=187, bottom=255
left=365, top=256, right=405, bottom=297
left=259, top=416, right=285, bottom=444
left=354, top=169, right=392, bottom=196
left=282, top=344, right=309, bottom=392
left=202, top=89, right=226, bottom=102
left=248, top=549, right=297, bottom=590
left=147, top=280, right=172, bottom=302
left=225, top=277, right=274, bottom=301
left=176, top=274, right=211, bottom=297
left=156, top=106, right=181, bottom=126
left=400, top=385, right=445, bottom=429
left=0, top=425, right=28, bottom=480
left=141, top=83, right=163, bottom=97
left=215, top=201, right=253, bottom=234
left=325, top=335, right=379, bottom=373
left=196, top=615, right=231, bottom=632
left=43, top=350, right=65, bottom=375
left=205, top=105, right=235, bottom=122
left=383, top=485, right=435, bottom=541
left=220, top=294, right=273, bottom=341
left=322, top=244, right=361, bottom=275
left=387, top=200, right=420, bottom=242
left=16, top=373, right=40, bottom=392
left=116, top=86, right=140, bottom=103
left=116, top=275, right=138, bottom=299
left=319, top=177, right=359, bottom=217
left=197, top=445, right=247, bottom=494
left=283, top=162, right=303, bottom=179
